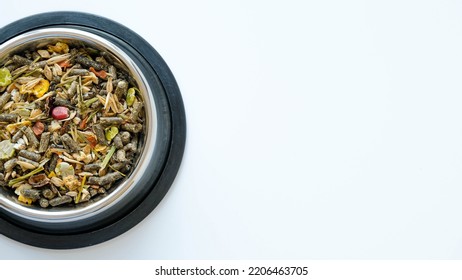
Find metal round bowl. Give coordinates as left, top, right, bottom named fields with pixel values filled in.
left=0, top=12, right=186, bottom=249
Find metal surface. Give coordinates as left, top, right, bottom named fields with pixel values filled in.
left=0, top=28, right=157, bottom=223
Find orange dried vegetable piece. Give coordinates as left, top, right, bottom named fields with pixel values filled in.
left=58, top=60, right=72, bottom=68
left=89, top=67, right=107, bottom=79
left=79, top=115, right=89, bottom=129
left=86, top=134, right=98, bottom=147
left=32, top=121, right=45, bottom=136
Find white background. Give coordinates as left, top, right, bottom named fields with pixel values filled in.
left=1, top=0, right=462, bottom=259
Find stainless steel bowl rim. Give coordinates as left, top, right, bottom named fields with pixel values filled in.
left=0, top=27, right=157, bottom=223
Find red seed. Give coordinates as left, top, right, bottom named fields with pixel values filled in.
left=51, top=106, right=69, bottom=120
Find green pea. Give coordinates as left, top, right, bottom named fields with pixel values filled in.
left=105, top=126, right=119, bottom=141
left=0, top=68, right=12, bottom=87
left=126, top=88, right=136, bottom=106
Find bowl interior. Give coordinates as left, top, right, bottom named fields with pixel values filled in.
left=0, top=27, right=157, bottom=223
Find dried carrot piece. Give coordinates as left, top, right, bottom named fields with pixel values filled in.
left=58, top=60, right=72, bottom=68
left=89, top=67, right=107, bottom=79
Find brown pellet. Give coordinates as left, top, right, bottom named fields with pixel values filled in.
left=36, top=61, right=48, bottom=68
left=121, top=123, right=142, bottom=133
left=39, top=198, right=49, bottom=208
left=116, top=164, right=131, bottom=174
left=39, top=132, right=51, bottom=153
left=93, top=124, right=107, bottom=145
left=4, top=158, right=17, bottom=173
left=110, top=163, right=124, bottom=171
left=115, top=149, right=127, bottom=163
left=120, top=131, right=131, bottom=145
left=87, top=172, right=123, bottom=186
left=113, top=135, right=123, bottom=149
left=61, top=133, right=80, bottom=153
left=100, top=117, right=124, bottom=126
left=0, top=114, right=17, bottom=123
left=53, top=97, right=72, bottom=107
left=49, top=195, right=72, bottom=207
left=11, top=129, right=24, bottom=143
left=131, top=101, right=143, bottom=122
left=84, top=164, right=100, bottom=172
left=50, top=184, right=59, bottom=195
left=21, top=189, right=41, bottom=200
left=124, top=143, right=137, bottom=153
left=22, top=126, right=39, bottom=148
left=131, top=134, right=139, bottom=147
left=12, top=55, right=32, bottom=66
left=83, top=91, right=96, bottom=100
left=17, top=156, right=39, bottom=168
left=89, top=188, right=98, bottom=197
left=47, top=153, right=59, bottom=173
left=18, top=150, right=41, bottom=162
left=75, top=55, right=106, bottom=71
left=42, top=188, right=55, bottom=200
left=114, top=80, right=128, bottom=99
left=108, top=65, right=117, bottom=80
left=0, top=92, right=11, bottom=109
left=68, top=81, right=78, bottom=96
left=68, top=69, right=89, bottom=76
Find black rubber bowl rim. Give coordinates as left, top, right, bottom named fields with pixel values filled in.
left=0, top=12, right=186, bottom=249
